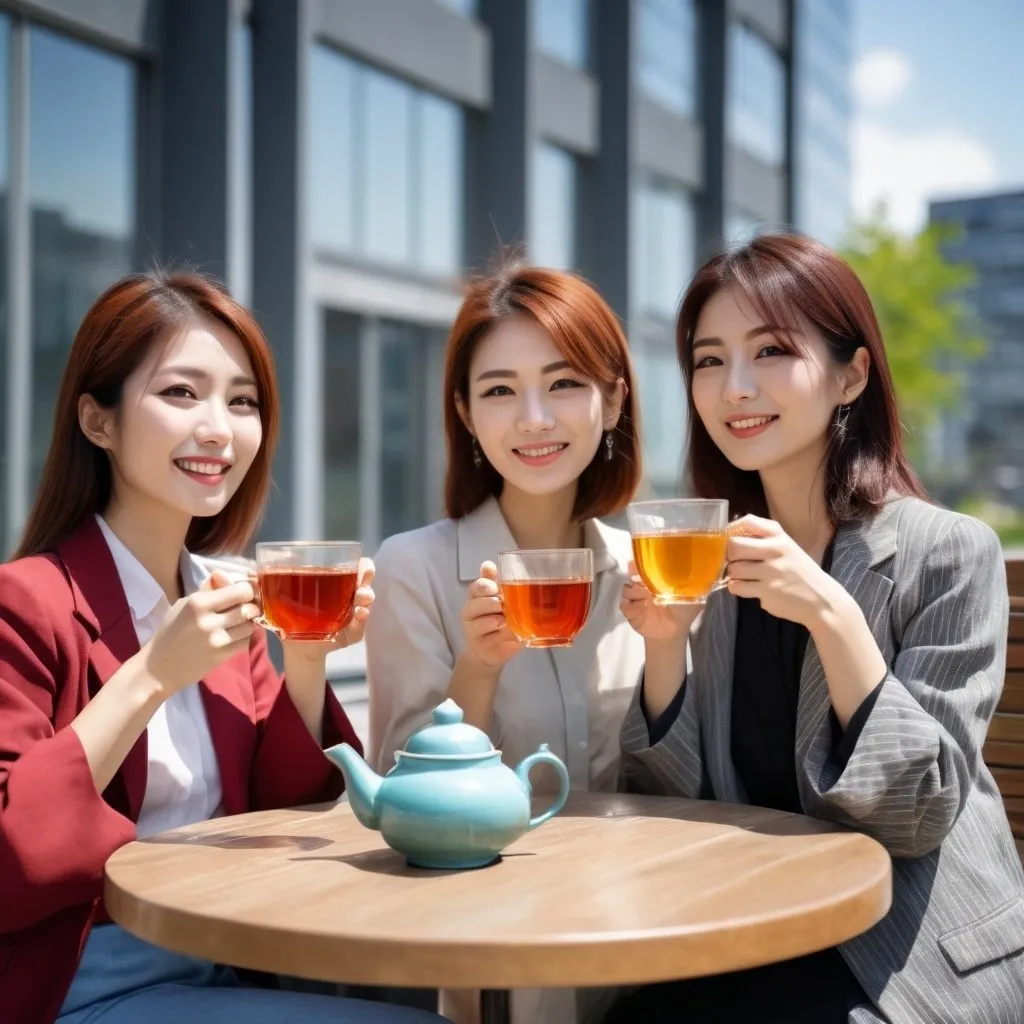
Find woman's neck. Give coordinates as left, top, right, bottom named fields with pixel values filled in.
left=497, top=484, right=584, bottom=550
left=760, top=462, right=834, bottom=560
left=101, top=493, right=191, bottom=602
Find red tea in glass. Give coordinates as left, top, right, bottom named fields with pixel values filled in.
left=258, top=566, right=358, bottom=642
left=254, top=541, right=362, bottom=642
left=500, top=577, right=592, bottom=648
left=496, top=548, right=594, bottom=649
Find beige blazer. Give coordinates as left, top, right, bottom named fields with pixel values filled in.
left=367, top=496, right=644, bottom=791
left=365, top=497, right=645, bottom=1024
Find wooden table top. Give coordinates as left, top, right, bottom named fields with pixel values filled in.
left=104, top=792, right=892, bottom=989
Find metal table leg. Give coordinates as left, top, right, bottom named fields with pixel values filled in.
left=480, top=988, right=511, bottom=1024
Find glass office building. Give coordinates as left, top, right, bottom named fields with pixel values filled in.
left=0, top=0, right=850, bottom=552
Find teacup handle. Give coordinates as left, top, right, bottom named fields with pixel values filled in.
left=515, top=744, right=570, bottom=830
left=246, top=572, right=274, bottom=631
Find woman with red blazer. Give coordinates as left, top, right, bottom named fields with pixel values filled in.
left=0, top=272, right=446, bottom=1024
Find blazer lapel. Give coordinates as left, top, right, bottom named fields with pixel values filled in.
left=697, top=589, right=746, bottom=803
left=795, top=499, right=904, bottom=807
left=55, top=518, right=148, bottom=821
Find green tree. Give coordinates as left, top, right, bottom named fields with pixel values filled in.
left=840, top=209, right=987, bottom=455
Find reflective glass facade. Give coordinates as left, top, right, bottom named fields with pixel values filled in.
left=636, top=0, right=697, bottom=117
left=29, top=27, right=135, bottom=493
left=793, top=0, right=851, bottom=245
left=309, top=46, right=464, bottom=278
left=728, top=21, right=786, bottom=168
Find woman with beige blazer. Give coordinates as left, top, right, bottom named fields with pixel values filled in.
left=365, top=264, right=646, bottom=1024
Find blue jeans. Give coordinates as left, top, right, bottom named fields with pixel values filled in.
left=59, top=924, right=447, bottom=1023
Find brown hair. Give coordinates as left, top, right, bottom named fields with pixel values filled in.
left=16, top=271, right=280, bottom=558
left=443, top=264, right=642, bottom=520
left=677, top=232, right=926, bottom=522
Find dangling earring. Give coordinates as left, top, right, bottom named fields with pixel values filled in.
left=604, top=431, right=614, bottom=462
left=472, top=437, right=483, bottom=468
left=833, top=402, right=851, bottom=439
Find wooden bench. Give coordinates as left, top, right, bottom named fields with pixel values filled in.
left=985, top=555, right=1024, bottom=863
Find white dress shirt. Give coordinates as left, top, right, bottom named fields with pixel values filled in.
left=96, top=516, right=223, bottom=839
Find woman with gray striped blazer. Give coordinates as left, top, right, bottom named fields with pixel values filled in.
left=610, top=233, right=1024, bottom=1024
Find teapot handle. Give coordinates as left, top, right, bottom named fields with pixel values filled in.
left=515, top=744, right=570, bottom=830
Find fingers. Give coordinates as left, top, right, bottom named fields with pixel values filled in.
left=726, top=533, right=777, bottom=562
left=357, top=557, right=375, bottom=588
left=194, top=579, right=255, bottom=611
left=727, top=514, right=779, bottom=538
left=209, top=618, right=255, bottom=650
left=201, top=569, right=236, bottom=591
left=352, top=584, right=374, bottom=610
left=478, top=560, right=498, bottom=582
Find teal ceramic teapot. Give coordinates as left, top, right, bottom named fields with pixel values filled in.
left=325, top=699, right=570, bottom=869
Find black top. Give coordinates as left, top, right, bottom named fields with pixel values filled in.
left=635, top=546, right=885, bottom=1022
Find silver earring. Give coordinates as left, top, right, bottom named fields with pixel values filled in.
left=833, top=402, right=851, bottom=438
left=472, top=437, right=483, bottom=468
left=604, top=431, right=614, bottom=462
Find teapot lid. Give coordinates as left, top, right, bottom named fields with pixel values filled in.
left=401, top=699, right=496, bottom=757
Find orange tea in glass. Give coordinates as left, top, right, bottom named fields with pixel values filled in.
left=497, top=549, right=594, bottom=648
left=255, top=541, right=361, bottom=642
left=626, top=499, right=729, bottom=605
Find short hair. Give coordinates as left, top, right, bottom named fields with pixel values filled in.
left=443, top=264, right=642, bottom=521
left=16, top=271, right=279, bottom=558
left=677, top=232, right=926, bottom=523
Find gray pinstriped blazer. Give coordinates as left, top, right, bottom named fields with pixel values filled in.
left=621, top=497, right=1024, bottom=1024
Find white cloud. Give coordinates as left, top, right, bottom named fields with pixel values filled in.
left=851, top=120, right=999, bottom=234
left=852, top=49, right=912, bottom=109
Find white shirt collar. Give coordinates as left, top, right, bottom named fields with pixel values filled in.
left=95, top=515, right=201, bottom=621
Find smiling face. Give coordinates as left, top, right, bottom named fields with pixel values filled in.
left=689, top=285, right=869, bottom=485
left=459, top=313, right=623, bottom=505
left=79, top=315, right=263, bottom=533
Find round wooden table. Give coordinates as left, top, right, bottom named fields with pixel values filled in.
left=105, top=792, right=892, bottom=1024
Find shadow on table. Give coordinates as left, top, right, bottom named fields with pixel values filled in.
left=291, top=848, right=537, bottom=875
left=141, top=832, right=334, bottom=851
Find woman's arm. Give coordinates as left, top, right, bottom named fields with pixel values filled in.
left=0, top=567, right=137, bottom=934
left=806, top=516, right=1008, bottom=858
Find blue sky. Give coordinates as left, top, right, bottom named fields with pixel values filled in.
left=851, top=0, right=1024, bottom=232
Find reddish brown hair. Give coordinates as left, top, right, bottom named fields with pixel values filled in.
left=16, top=271, right=280, bottom=558
left=677, top=232, right=926, bottom=522
left=443, top=264, right=642, bottom=520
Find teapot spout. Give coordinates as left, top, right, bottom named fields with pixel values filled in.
left=324, top=743, right=383, bottom=830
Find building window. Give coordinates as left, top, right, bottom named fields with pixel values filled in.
left=378, top=320, right=446, bottom=539
left=323, top=310, right=361, bottom=542
left=637, top=0, right=697, bottom=118
left=309, top=46, right=464, bottom=277
left=530, top=142, right=576, bottom=270
left=635, top=347, right=686, bottom=492
left=728, top=22, right=786, bottom=167
left=633, top=176, right=696, bottom=322
left=29, top=27, right=136, bottom=493
left=533, top=0, right=588, bottom=69
left=231, top=19, right=252, bottom=304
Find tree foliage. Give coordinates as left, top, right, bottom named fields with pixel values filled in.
left=840, top=209, right=987, bottom=451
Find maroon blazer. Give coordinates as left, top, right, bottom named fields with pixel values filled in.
left=0, top=518, right=362, bottom=1024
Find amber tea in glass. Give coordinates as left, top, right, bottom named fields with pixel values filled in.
left=497, top=549, right=594, bottom=648
left=255, top=541, right=362, bottom=642
left=626, top=499, right=729, bottom=605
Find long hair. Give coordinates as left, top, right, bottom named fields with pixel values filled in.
left=16, top=271, right=280, bottom=558
left=443, top=263, right=642, bottom=520
left=677, top=233, right=926, bottom=522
